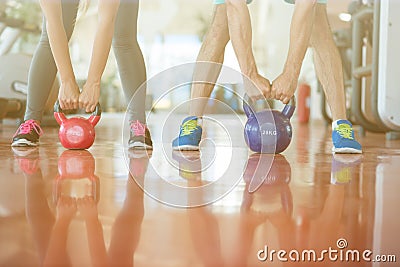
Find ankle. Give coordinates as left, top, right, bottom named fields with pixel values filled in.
left=25, top=119, right=41, bottom=125
left=332, top=119, right=350, bottom=130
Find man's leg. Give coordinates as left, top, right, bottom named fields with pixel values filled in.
left=189, top=4, right=230, bottom=117
left=172, top=4, right=229, bottom=150
left=310, top=4, right=346, bottom=122
left=310, top=4, right=362, bottom=153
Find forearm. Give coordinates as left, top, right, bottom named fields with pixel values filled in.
left=283, top=0, right=316, bottom=77
left=85, top=218, right=108, bottom=266
left=43, top=220, right=70, bottom=266
left=225, top=0, right=258, bottom=78
left=86, top=0, right=119, bottom=85
left=40, top=0, right=75, bottom=82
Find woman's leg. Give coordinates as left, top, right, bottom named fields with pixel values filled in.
left=112, top=0, right=146, bottom=124
left=25, top=0, right=79, bottom=122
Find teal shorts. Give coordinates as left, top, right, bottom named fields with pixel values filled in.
left=214, top=0, right=252, bottom=4
left=284, top=0, right=327, bottom=3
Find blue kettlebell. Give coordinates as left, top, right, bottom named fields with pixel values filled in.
left=243, top=94, right=296, bottom=154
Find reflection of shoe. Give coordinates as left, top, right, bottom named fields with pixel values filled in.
left=128, top=149, right=152, bottom=159
left=128, top=120, right=153, bottom=150
left=129, top=155, right=150, bottom=179
left=331, top=154, right=362, bottom=184
left=12, top=147, right=40, bottom=175
left=172, top=150, right=202, bottom=180
left=11, top=120, right=43, bottom=147
left=332, top=120, right=362, bottom=154
left=172, top=116, right=202, bottom=151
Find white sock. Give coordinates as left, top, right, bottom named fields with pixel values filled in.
left=197, top=117, right=203, bottom=127
left=332, top=120, right=340, bottom=130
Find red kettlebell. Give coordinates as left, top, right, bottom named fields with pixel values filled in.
left=54, top=101, right=101, bottom=150
left=243, top=94, right=296, bottom=154
left=53, top=150, right=100, bottom=204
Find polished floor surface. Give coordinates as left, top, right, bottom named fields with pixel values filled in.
left=0, top=113, right=399, bottom=267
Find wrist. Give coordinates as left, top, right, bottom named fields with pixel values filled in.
left=85, top=78, right=101, bottom=87
left=282, top=65, right=300, bottom=80
left=243, top=68, right=258, bottom=80
left=60, top=75, right=76, bottom=84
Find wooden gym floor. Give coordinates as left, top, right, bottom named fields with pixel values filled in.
left=0, top=113, right=399, bottom=267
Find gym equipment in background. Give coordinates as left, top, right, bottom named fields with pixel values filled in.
left=376, top=0, right=400, bottom=137
left=0, top=12, right=59, bottom=125
left=297, top=83, right=311, bottom=124
left=208, top=84, right=241, bottom=114
left=243, top=94, right=295, bottom=154
left=54, top=101, right=102, bottom=150
left=323, top=0, right=400, bottom=139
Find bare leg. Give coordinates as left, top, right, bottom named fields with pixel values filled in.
left=310, top=4, right=347, bottom=122
left=189, top=5, right=230, bottom=117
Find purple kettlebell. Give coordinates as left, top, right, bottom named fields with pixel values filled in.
left=243, top=94, right=296, bottom=154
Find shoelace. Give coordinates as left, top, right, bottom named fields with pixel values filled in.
left=180, top=120, right=198, bottom=136
left=131, top=120, right=146, bottom=136
left=14, top=120, right=43, bottom=138
left=335, top=124, right=354, bottom=140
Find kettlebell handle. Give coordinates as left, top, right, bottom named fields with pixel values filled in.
left=243, top=94, right=296, bottom=119
left=54, top=100, right=102, bottom=126
left=281, top=96, right=296, bottom=119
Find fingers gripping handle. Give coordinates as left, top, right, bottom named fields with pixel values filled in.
left=243, top=94, right=296, bottom=119
left=54, top=100, right=102, bottom=126
left=281, top=96, right=296, bottom=119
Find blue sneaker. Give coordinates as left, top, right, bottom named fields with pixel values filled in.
left=172, top=116, right=202, bottom=151
left=332, top=120, right=362, bottom=154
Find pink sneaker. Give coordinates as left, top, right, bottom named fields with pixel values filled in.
left=11, top=120, right=43, bottom=147
left=128, top=120, right=153, bottom=150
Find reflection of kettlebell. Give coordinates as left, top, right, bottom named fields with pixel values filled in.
left=243, top=154, right=291, bottom=186
left=53, top=150, right=100, bottom=204
left=243, top=154, right=293, bottom=215
left=243, top=94, right=295, bottom=154
left=54, top=101, right=101, bottom=150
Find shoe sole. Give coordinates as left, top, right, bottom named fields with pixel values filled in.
left=172, top=145, right=199, bottom=151
left=11, top=139, right=38, bottom=147
left=332, top=147, right=362, bottom=154
left=12, top=147, right=38, bottom=157
left=128, top=141, right=153, bottom=150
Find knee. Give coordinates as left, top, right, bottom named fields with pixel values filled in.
left=310, top=5, right=330, bottom=47
left=208, top=5, right=229, bottom=44
left=225, top=0, right=249, bottom=15
left=38, top=33, right=51, bottom=48
left=112, top=35, right=137, bottom=51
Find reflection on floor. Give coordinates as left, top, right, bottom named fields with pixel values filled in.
left=0, top=114, right=399, bottom=267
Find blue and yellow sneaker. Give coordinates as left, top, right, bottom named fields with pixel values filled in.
left=332, top=120, right=362, bottom=154
left=172, top=116, right=202, bottom=151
